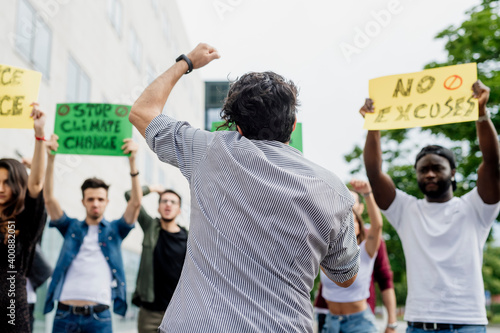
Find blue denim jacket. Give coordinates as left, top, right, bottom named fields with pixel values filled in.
left=43, top=212, right=134, bottom=316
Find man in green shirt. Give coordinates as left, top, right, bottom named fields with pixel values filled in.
left=125, top=185, right=188, bottom=333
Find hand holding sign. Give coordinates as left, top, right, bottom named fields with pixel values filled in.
left=121, top=138, right=138, bottom=160
left=46, top=134, right=59, bottom=154
left=359, top=98, right=374, bottom=118
left=472, top=80, right=490, bottom=111
left=364, top=63, right=479, bottom=130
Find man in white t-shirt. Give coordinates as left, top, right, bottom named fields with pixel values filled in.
left=43, top=136, right=142, bottom=333
left=360, top=80, right=500, bottom=332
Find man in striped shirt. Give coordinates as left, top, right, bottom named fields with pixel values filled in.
left=129, top=43, right=360, bottom=332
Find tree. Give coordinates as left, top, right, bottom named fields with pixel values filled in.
left=345, top=0, right=500, bottom=305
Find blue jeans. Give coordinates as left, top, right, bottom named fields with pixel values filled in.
left=406, top=324, right=486, bottom=333
left=322, top=308, right=378, bottom=333
left=52, top=308, right=112, bottom=333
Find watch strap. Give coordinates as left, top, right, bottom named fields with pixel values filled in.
left=175, top=54, right=193, bottom=74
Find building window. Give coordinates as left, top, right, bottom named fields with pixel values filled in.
left=66, top=56, right=91, bottom=102
left=145, top=153, right=154, bottom=184
left=107, top=0, right=122, bottom=36
left=15, top=0, right=52, bottom=78
left=129, top=28, right=142, bottom=70
left=205, top=82, right=230, bottom=130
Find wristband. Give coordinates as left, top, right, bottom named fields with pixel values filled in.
left=477, top=109, right=490, bottom=122
left=35, top=136, right=46, bottom=141
left=387, top=322, right=398, bottom=329
left=362, top=191, right=372, bottom=197
left=130, top=171, right=139, bottom=177
left=175, top=54, right=193, bottom=74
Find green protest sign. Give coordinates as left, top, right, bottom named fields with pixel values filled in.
left=211, top=121, right=303, bottom=152
left=289, top=122, right=303, bottom=152
left=54, top=103, right=132, bottom=156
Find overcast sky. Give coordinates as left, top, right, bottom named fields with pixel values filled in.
left=177, top=0, right=479, bottom=181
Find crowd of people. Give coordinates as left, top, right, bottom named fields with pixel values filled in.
left=0, top=42, right=498, bottom=333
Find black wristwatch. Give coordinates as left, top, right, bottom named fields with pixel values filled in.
left=175, top=54, right=193, bottom=74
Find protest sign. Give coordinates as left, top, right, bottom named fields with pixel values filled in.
left=54, top=103, right=132, bottom=156
left=211, top=121, right=303, bottom=152
left=0, top=64, right=42, bottom=129
left=364, top=63, right=478, bottom=130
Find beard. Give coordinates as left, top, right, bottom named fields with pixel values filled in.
left=161, top=217, right=175, bottom=223
left=418, top=177, right=453, bottom=199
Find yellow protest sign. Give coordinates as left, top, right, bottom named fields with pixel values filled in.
left=0, top=64, right=42, bottom=129
left=364, top=63, right=478, bottom=130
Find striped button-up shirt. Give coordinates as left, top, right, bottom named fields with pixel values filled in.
left=146, top=114, right=359, bottom=333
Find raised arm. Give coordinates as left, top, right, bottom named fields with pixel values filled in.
left=122, top=139, right=142, bottom=224
left=129, top=43, right=220, bottom=137
left=43, top=135, right=63, bottom=220
left=473, top=80, right=500, bottom=204
left=371, top=240, right=397, bottom=331
left=27, top=103, right=46, bottom=198
left=125, top=185, right=162, bottom=229
left=382, top=288, right=398, bottom=333
left=350, top=179, right=382, bottom=257
left=361, top=99, right=396, bottom=210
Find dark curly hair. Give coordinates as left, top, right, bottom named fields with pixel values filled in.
left=0, top=159, right=28, bottom=222
left=219, top=71, right=299, bottom=143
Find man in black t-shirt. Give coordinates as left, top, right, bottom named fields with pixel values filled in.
left=125, top=185, right=187, bottom=333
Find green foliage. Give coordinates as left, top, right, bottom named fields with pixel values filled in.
left=345, top=0, right=500, bottom=305
left=483, top=246, right=500, bottom=294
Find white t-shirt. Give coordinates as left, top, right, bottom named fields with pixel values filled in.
left=60, top=225, right=113, bottom=305
left=320, top=240, right=376, bottom=303
left=382, top=187, right=500, bottom=324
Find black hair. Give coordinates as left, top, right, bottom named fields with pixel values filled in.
left=219, top=71, right=299, bottom=143
left=415, top=145, right=457, bottom=191
left=81, top=178, right=110, bottom=197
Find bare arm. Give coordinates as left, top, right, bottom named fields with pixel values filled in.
left=350, top=179, right=382, bottom=257
left=473, top=81, right=500, bottom=204
left=122, top=139, right=142, bottom=224
left=43, top=135, right=63, bottom=220
left=382, top=288, right=398, bottom=333
left=129, top=43, right=221, bottom=137
left=27, top=103, right=46, bottom=198
left=360, top=99, right=396, bottom=210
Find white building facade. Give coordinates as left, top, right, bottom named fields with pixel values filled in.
left=0, top=0, right=203, bottom=331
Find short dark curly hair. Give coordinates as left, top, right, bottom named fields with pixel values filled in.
left=219, top=71, right=299, bottom=143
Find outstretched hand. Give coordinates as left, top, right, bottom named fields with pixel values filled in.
left=472, top=80, right=490, bottom=110
left=187, top=43, right=221, bottom=70
left=359, top=98, right=374, bottom=118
